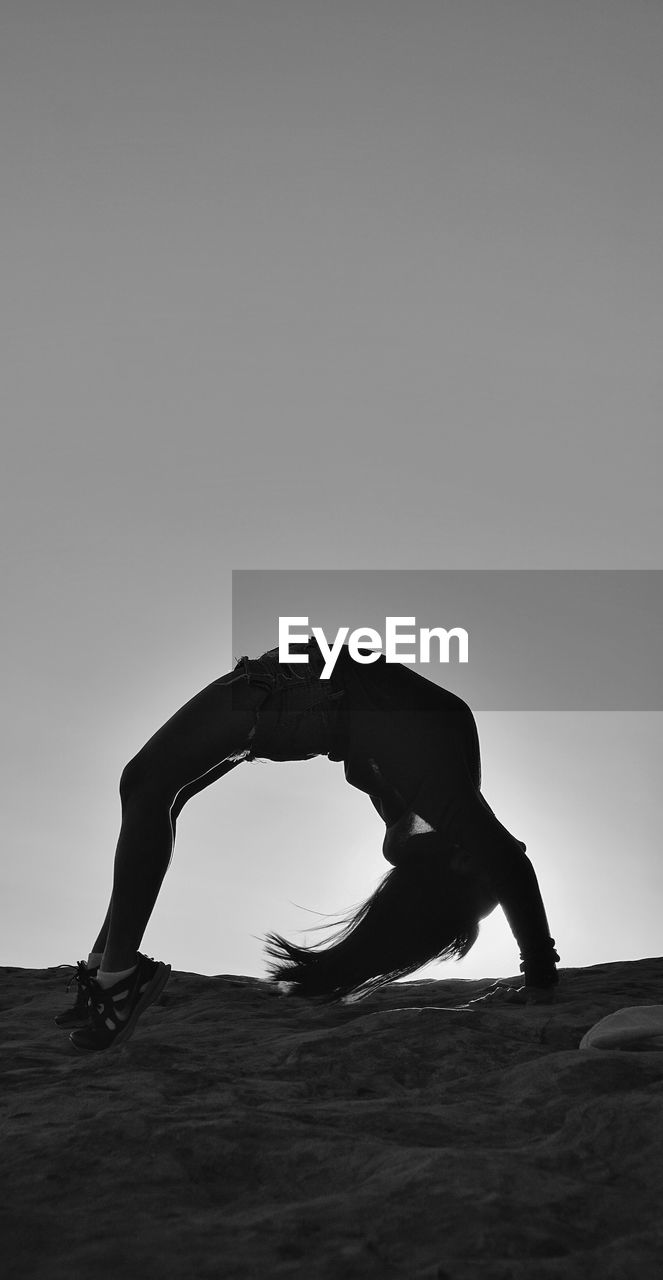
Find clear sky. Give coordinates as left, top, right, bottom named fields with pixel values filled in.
left=2, top=0, right=662, bottom=982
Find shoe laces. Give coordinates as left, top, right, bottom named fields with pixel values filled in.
left=66, top=960, right=97, bottom=998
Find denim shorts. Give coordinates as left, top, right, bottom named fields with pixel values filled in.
left=227, top=637, right=347, bottom=763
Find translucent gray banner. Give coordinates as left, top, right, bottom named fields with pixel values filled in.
left=232, top=570, right=662, bottom=710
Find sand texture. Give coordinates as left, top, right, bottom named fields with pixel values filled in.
left=2, top=957, right=663, bottom=1279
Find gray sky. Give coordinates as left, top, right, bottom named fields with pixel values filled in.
left=2, top=0, right=662, bottom=981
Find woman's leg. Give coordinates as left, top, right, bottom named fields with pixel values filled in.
left=96, top=673, right=266, bottom=971
left=88, top=757, right=241, bottom=959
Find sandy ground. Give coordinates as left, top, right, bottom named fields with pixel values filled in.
left=2, top=957, right=663, bottom=1280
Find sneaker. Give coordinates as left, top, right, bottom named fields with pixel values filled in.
left=54, top=961, right=98, bottom=1029
left=68, top=954, right=171, bottom=1053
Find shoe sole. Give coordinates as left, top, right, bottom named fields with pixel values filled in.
left=69, top=962, right=171, bottom=1053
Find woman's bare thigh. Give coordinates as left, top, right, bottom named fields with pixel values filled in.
left=127, top=672, right=267, bottom=794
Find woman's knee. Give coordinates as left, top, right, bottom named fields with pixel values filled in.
left=119, top=749, right=176, bottom=807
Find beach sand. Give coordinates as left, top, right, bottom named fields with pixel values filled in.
left=2, top=957, right=662, bottom=1279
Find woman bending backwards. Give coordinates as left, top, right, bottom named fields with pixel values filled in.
left=57, top=636, right=560, bottom=1053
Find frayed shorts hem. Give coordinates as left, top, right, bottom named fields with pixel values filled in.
left=221, top=639, right=346, bottom=763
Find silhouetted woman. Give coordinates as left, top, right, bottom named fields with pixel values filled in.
left=58, top=636, right=560, bottom=1052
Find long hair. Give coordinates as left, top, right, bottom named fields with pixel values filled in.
left=264, top=838, right=482, bottom=1002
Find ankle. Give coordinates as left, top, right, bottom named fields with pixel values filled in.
left=100, top=950, right=138, bottom=973
left=97, top=963, right=137, bottom=990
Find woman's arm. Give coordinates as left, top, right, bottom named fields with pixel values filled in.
left=451, top=790, right=560, bottom=992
